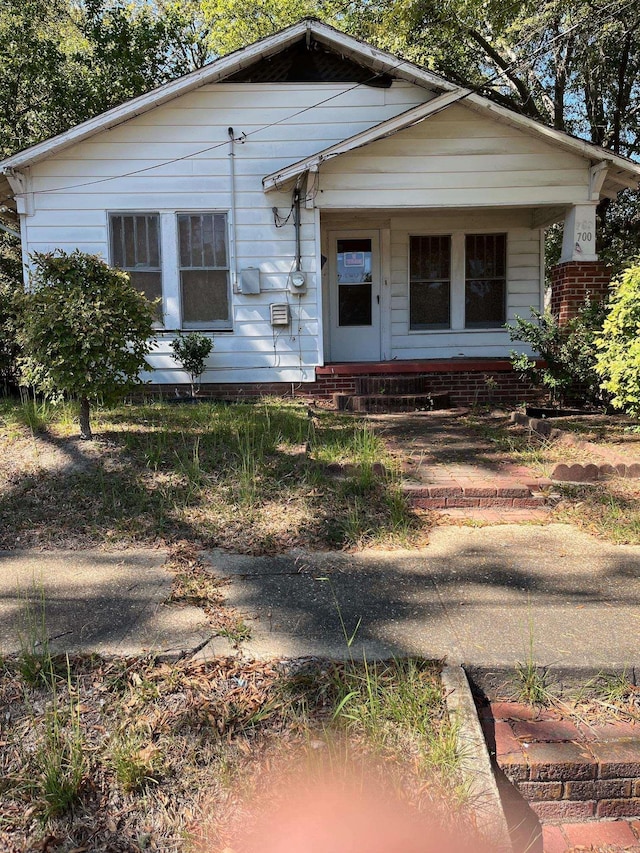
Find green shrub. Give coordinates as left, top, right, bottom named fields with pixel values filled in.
left=170, top=331, right=213, bottom=397
left=0, top=280, right=19, bottom=392
left=595, top=264, right=640, bottom=416
left=0, top=232, right=22, bottom=393
left=18, top=250, right=156, bottom=438
left=509, top=300, right=609, bottom=408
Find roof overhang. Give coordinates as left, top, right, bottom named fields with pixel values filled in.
left=263, top=84, right=640, bottom=199
left=0, top=19, right=451, bottom=176
left=263, top=88, right=470, bottom=191
left=1, top=17, right=638, bottom=205
left=0, top=173, right=18, bottom=228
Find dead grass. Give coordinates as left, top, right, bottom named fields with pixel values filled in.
left=463, top=411, right=640, bottom=544
left=0, top=398, right=427, bottom=553
left=0, top=653, right=474, bottom=852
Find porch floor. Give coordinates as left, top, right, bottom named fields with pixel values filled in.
left=316, top=357, right=516, bottom=376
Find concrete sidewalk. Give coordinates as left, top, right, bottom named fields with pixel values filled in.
left=201, top=524, right=640, bottom=668
left=0, top=549, right=214, bottom=657
left=1, top=523, right=639, bottom=668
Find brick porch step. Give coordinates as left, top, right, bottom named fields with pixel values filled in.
left=482, top=700, right=640, bottom=826
left=334, top=391, right=451, bottom=413
left=402, top=481, right=550, bottom=509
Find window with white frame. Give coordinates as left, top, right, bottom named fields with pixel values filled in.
left=409, top=235, right=451, bottom=330
left=465, top=234, right=506, bottom=328
left=178, top=212, right=231, bottom=329
left=109, top=213, right=162, bottom=319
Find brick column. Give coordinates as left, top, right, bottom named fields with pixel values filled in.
left=550, top=261, right=611, bottom=324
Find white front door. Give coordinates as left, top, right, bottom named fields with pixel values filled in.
left=328, top=230, right=381, bottom=362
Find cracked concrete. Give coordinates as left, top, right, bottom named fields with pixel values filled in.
left=0, top=549, right=217, bottom=658
left=202, top=524, right=640, bottom=668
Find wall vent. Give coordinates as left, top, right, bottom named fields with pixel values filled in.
left=270, top=303, right=290, bottom=326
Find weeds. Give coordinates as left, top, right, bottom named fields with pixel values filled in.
left=1, top=654, right=471, bottom=850
left=0, top=398, right=422, bottom=552
left=36, top=658, right=86, bottom=818
left=17, top=585, right=53, bottom=688
left=515, top=610, right=551, bottom=705
left=110, top=731, right=161, bottom=792
left=554, top=483, right=640, bottom=545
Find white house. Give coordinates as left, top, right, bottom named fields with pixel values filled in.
left=2, top=19, right=639, bottom=405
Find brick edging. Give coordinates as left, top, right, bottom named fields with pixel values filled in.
left=510, top=412, right=640, bottom=482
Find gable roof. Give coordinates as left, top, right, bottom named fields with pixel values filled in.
left=1, top=17, right=639, bottom=207
left=0, top=19, right=451, bottom=177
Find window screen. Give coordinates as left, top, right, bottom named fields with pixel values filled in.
left=109, top=213, right=162, bottom=316
left=465, top=234, right=506, bottom=328
left=409, top=235, right=451, bottom=330
left=178, top=213, right=231, bottom=329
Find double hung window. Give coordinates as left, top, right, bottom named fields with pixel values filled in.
left=109, top=213, right=162, bottom=318
left=178, top=213, right=231, bottom=329
left=409, top=235, right=451, bottom=330
left=109, top=211, right=232, bottom=330
left=464, top=234, right=506, bottom=328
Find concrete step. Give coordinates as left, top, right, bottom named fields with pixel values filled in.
left=333, top=391, right=451, bottom=413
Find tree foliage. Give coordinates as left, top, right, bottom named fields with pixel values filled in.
left=0, top=0, right=638, bottom=296
left=509, top=300, right=610, bottom=407
left=595, top=265, right=640, bottom=416
left=18, top=251, right=156, bottom=438
left=0, top=233, right=22, bottom=392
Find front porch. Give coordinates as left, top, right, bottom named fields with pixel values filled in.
left=311, top=357, right=540, bottom=410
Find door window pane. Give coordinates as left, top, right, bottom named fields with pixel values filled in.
left=339, top=283, right=372, bottom=326
left=465, top=234, right=506, bottom=328
left=178, top=213, right=231, bottom=330
left=409, top=235, right=450, bottom=330
left=337, top=238, right=372, bottom=327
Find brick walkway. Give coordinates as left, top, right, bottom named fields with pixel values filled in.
left=478, top=700, right=640, bottom=851
left=543, top=819, right=640, bottom=851
left=369, top=409, right=556, bottom=513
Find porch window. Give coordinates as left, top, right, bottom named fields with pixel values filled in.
left=409, top=235, right=451, bottom=330
left=465, top=234, right=506, bottom=328
left=109, top=213, right=162, bottom=318
left=178, top=212, right=231, bottom=329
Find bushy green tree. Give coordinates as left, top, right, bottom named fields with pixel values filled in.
left=18, top=251, right=156, bottom=439
left=0, top=232, right=22, bottom=393
left=170, top=332, right=213, bottom=397
left=509, top=299, right=609, bottom=407
left=595, top=264, right=640, bottom=416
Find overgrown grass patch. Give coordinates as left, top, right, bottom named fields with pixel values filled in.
left=0, top=654, right=472, bottom=852
left=0, top=398, right=426, bottom=552
left=553, top=482, right=640, bottom=544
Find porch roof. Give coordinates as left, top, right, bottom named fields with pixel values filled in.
left=263, top=94, right=640, bottom=202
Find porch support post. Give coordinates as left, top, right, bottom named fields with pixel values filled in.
left=551, top=204, right=610, bottom=324
left=559, top=202, right=598, bottom=263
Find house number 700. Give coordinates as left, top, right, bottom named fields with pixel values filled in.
left=578, top=232, right=592, bottom=242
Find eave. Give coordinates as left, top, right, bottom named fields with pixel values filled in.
left=263, top=86, right=640, bottom=199
left=0, top=19, right=451, bottom=175
left=263, top=89, right=470, bottom=191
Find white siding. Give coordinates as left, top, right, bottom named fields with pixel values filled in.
left=317, top=103, right=590, bottom=209
left=24, top=81, right=430, bottom=385
left=22, top=81, right=589, bottom=380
